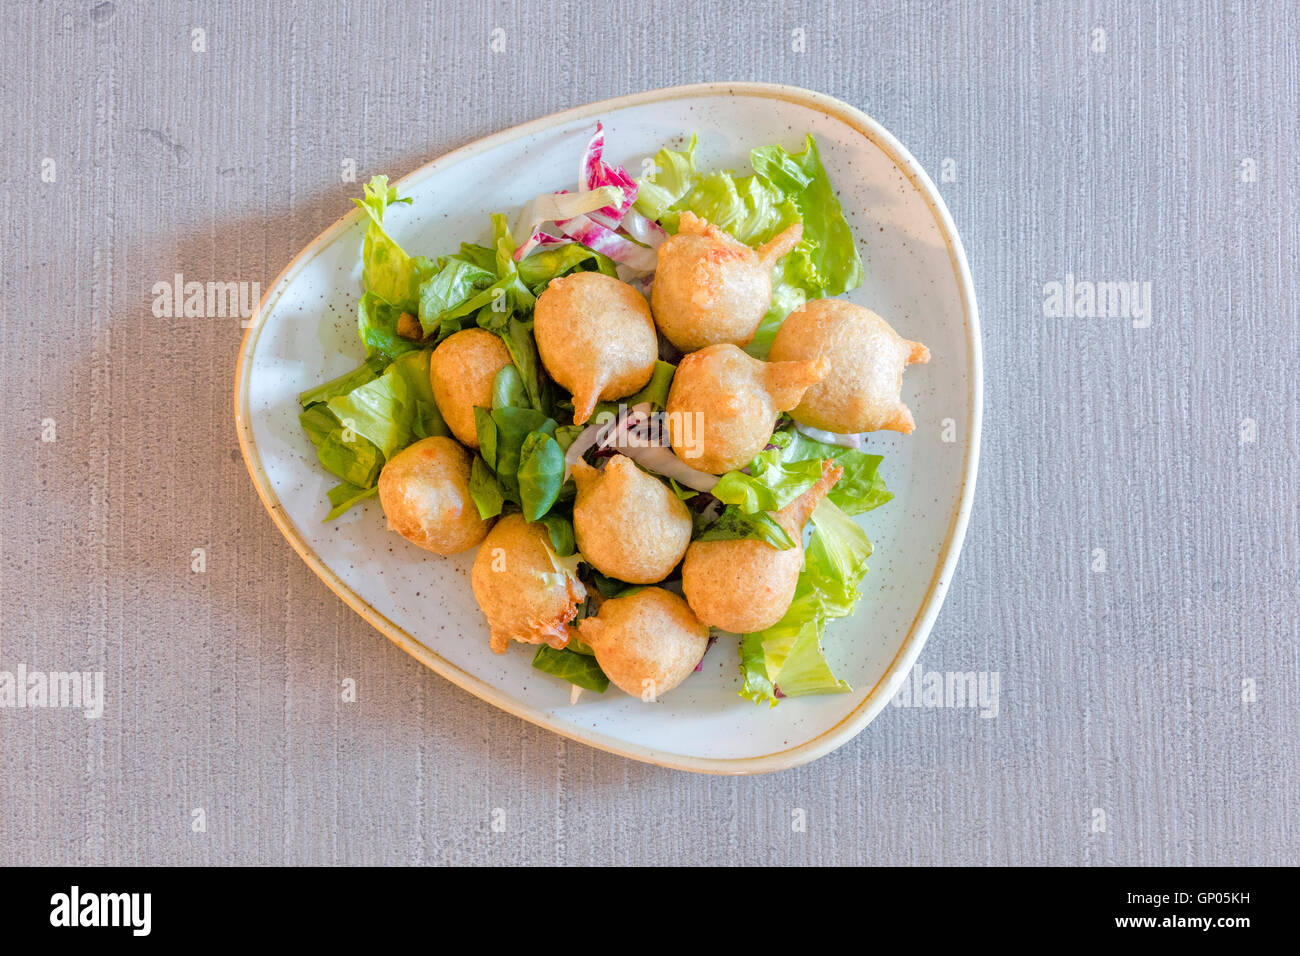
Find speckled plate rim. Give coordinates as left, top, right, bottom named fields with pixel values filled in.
left=234, top=82, right=982, bottom=775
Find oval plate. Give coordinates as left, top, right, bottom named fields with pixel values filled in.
left=234, top=83, right=981, bottom=774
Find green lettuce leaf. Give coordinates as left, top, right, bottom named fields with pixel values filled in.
left=491, top=363, right=528, bottom=412
left=669, top=170, right=800, bottom=245
left=475, top=406, right=553, bottom=502
left=696, top=506, right=795, bottom=550
left=517, top=243, right=618, bottom=295
left=588, top=570, right=642, bottom=600
left=419, top=269, right=516, bottom=343
left=538, top=513, right=576, bottom=557
left=804, top=498, right=873, bottom=616
left=750, top=137, right=863, bottom=301
left=468, top=456, right=505, bottom=519
left=775, top=427, right=892, bottom=515
left=738, top=498, right=871, bottom=705
left=321, top=349, right=446, bottom=462
left=712, top=448, right=826, bottom=514
left=324, top=482, right=379, bottom=521
left=386, top=348, right=449, bottom=440
left=490, top=212, right=537, bottom=312
left=326, top=365, right=414, bottom=461
left=517, top=431, right=565, bottom=521
left=353, top=176, right=434, bottom=314
left=500, top=317, right=546, bottom=412
left=531, top=645, right=610, bottom=693
left=739, top=632, right=778, bottom=707
left=358, top=292, right=418, bottom=362
left=299, top=357, right=383, bottom=409
left=299, top=403, right=384, bottom=492
left=416, top=255, right=496, bottom=338
left=313, top=424, right=383, bottom=489
left=633, top=133, right=698, bottom=221
left=298, top=403, right=339, bottom=449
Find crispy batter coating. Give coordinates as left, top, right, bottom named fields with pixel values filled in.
left=534, top=272, right=657, bottom=425
left=377, top=436, right=494, bottom=555
left=769, top=299, right=930, bottom=434
left=471, top=513, right=586, bottom=654
left=651, top=212, right=803, bottom=350
left=682, top=461, right=842, bottom=633
left=576, top=587, right=710, bottom=699
left=429, top=328, right=512, bottom=449
left=665, top=343, right=827, bottom=474
left=571, top=455, right=692, bottom=584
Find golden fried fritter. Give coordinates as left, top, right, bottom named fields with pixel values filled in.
left=378, top=436, right=494, bottom=555
left=651, top=212, right=802, bottom=350
left=471, top=513, right=586, bottom=654
left=571, top=456, right=692, bottom=584
left=429, top=328, right=512, bottom=448
left=682, top=461, right=842, bottom=633
left=769, top=299, right=930, bottom=434
left=576, top=587, right=710, bottom=699
left=666, top=343, right=826, bottom=474
left=534, top=272, right=657, bottom=425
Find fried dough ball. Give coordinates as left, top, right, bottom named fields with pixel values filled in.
left=471, top=513, right=586, bottom=654
left=571, top=455, right=692, bottom=584
left=769, top=299, right=930, bottom=434
left=428, top=328, right=512, bottom=449
left=534, top=272, right=657, bottom=425
left=665, top=343, right=827, bottom=474
left=682, top=461, right=842, bottom=633
left=377, top=436, right=494, bottom=555
left=651, top=212, right=803, bottom=350
left=576, top=587, right=710, bottom=699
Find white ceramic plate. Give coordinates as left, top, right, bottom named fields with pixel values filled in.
left=235, top=83, right=981, bottom=774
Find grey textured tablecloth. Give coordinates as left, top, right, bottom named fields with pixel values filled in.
left=1, top=0, right=1296, bottom=866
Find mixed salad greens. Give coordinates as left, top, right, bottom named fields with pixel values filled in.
left=296, top=125, right=890, bottom=705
